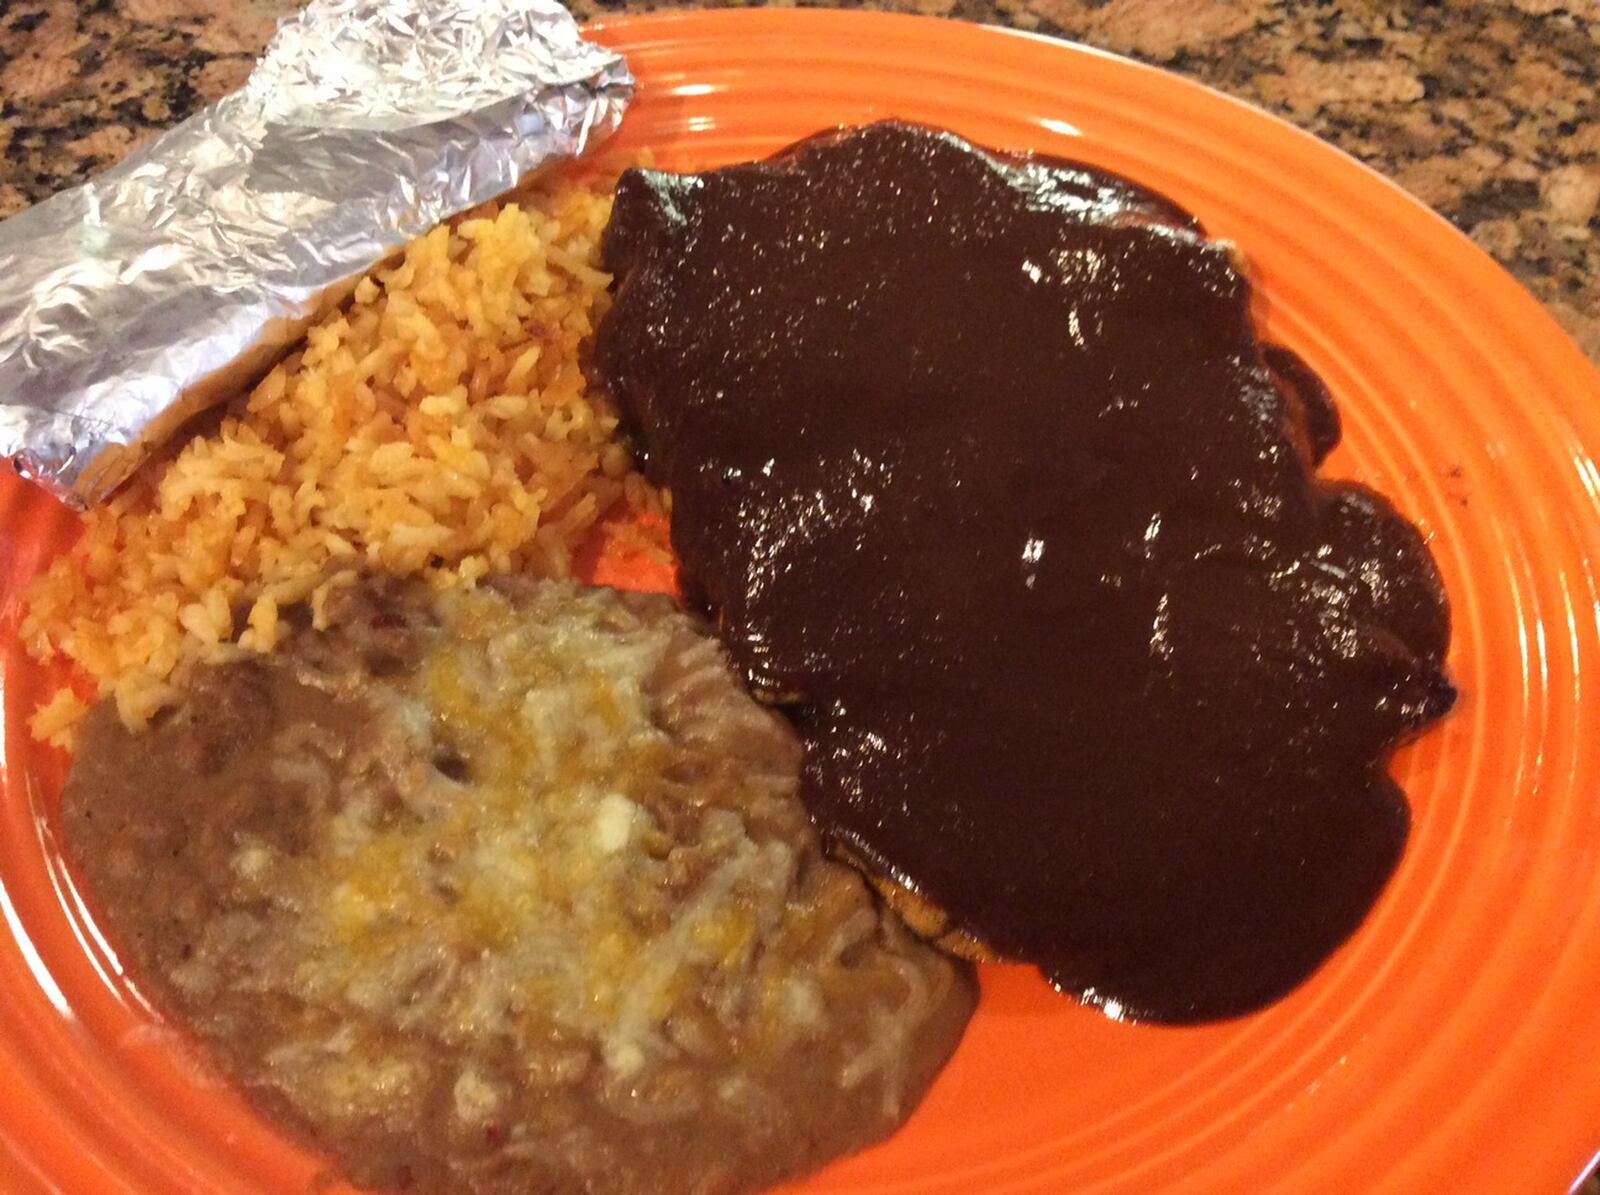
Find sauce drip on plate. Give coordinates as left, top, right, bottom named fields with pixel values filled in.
left=594, top=122, right=1454, bottom=1022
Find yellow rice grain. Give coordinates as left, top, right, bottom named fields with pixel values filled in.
left=23, top=177, right=657, bottom=743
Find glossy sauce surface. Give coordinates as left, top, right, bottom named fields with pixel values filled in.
left=594, top=122, right=1454, bottom=1022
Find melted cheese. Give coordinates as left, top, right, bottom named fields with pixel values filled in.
left=232, top=585, right=810, bottom=1094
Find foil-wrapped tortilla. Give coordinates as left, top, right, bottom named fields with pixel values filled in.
left=0, top=0, right=632, bottom=507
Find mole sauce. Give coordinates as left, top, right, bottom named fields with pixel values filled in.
left=593, top=122, right=1454, bottom=1022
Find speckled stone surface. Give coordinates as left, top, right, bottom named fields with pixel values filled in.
left=1, top=0, right=1596, bottom=364
left=1, top=0, right=1598, bottom=1188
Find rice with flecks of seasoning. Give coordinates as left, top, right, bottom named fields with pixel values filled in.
left=23, top=176, right=661, bottom=745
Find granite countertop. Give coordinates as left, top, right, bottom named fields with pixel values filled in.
left=0, top=0, right=1596, bottom=1189
left=0, top=0, right=1595, bottom=363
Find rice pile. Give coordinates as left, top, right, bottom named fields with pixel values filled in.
left=23, top=177, right=658, bottom=744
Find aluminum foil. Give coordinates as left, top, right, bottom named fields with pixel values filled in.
left=0, top=0, right=632, bottom=507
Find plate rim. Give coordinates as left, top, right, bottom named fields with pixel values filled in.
left=3, top=9, right=1600, bottom=1195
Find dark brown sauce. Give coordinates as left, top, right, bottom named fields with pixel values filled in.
left=594, top=122, right=1454, bottom=1023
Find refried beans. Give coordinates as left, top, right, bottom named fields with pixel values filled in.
left=593, top=121, right=1456, bottom=1023
left=60, top=580, right=976, bottom=1195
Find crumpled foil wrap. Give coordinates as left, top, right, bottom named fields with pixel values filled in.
left=0, top=0, right=632, bottom=507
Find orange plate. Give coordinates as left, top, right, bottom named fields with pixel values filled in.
left=4, top=10, right=1600, bottom=1194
